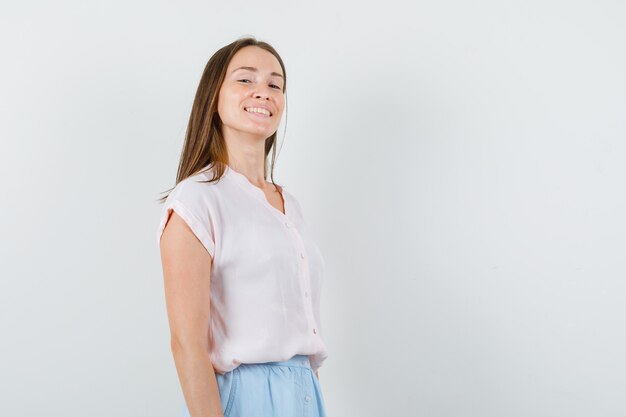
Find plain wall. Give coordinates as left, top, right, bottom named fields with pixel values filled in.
left=1, top=1, right=625, bottom=416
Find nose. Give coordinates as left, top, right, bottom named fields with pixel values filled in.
left=253, top=84, right=272, bottom=100
left=254, top=91, right=270, bottom=100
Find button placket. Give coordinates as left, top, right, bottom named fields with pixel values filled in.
left=285, top=223, right=320, bottom=337
left=292, top=232, right=317, bottom=335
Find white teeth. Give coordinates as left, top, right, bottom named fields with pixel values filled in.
left=245, top=107, right=271, bottom=116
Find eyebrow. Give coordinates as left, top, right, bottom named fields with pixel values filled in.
left=231, top=66, right=284, bottom=79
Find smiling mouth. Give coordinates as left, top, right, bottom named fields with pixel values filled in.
left=244, top=107, right=272, bottom=117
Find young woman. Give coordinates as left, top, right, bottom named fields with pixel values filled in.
left=157, top=37, right=330, bottom=417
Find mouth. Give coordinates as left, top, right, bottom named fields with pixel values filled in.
left=244, top=107, right=272, bottom=117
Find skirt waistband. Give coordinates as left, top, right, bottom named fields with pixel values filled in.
left=245, top=354, right=311, bottom=369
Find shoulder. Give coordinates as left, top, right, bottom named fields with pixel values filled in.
left=158, top=171, right=219, bottom=257
left=163, top=171, right=227, bottom=217
left=169, top=169, right=223, bottom=198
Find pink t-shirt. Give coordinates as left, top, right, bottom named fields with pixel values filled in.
left=156, top=164, right=329, bottom=374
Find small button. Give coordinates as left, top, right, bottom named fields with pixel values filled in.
left=300, top=252, right=305, bottom=259
left=305, top=395, right=311, bottom=402
left=285, top=222, right=292, bottom=228
left=304, top=291, right=309, bottom=297
left=313, top=328, right=317, bottom=334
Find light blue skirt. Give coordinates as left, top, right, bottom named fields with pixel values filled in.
left=180, top=354, right=328, bottom=417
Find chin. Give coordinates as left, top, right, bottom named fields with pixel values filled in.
left=245, top=125, right=277, bottom=137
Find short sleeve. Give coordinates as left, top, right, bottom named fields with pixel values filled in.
left=156, top=179, right=216, bottom=259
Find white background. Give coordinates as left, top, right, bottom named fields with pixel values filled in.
left=1, top=1, right=625, bottom=416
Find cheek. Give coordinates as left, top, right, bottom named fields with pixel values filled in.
left=217, top=91, right=242, bottom=116
left=273, top=93, right=285, bottom=108
left=276, top=98, right=286, bottom=115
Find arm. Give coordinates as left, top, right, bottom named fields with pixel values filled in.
left=160, top=211, right=223, bottom=417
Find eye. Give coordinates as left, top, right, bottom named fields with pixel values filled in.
left=239, top=79, right=282, bottom=91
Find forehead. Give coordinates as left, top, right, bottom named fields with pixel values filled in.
left=227, top=46, right=282, bottom=74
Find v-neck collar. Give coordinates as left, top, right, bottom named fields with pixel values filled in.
left=223, top=165, right=289, bottom=219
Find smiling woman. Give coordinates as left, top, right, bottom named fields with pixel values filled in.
left=217, top=47, right=286, bottom=140
left=156, top=36, right=330, bottom=417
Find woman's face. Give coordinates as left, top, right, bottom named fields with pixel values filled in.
left=217, top=46, right=285, bottom=141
